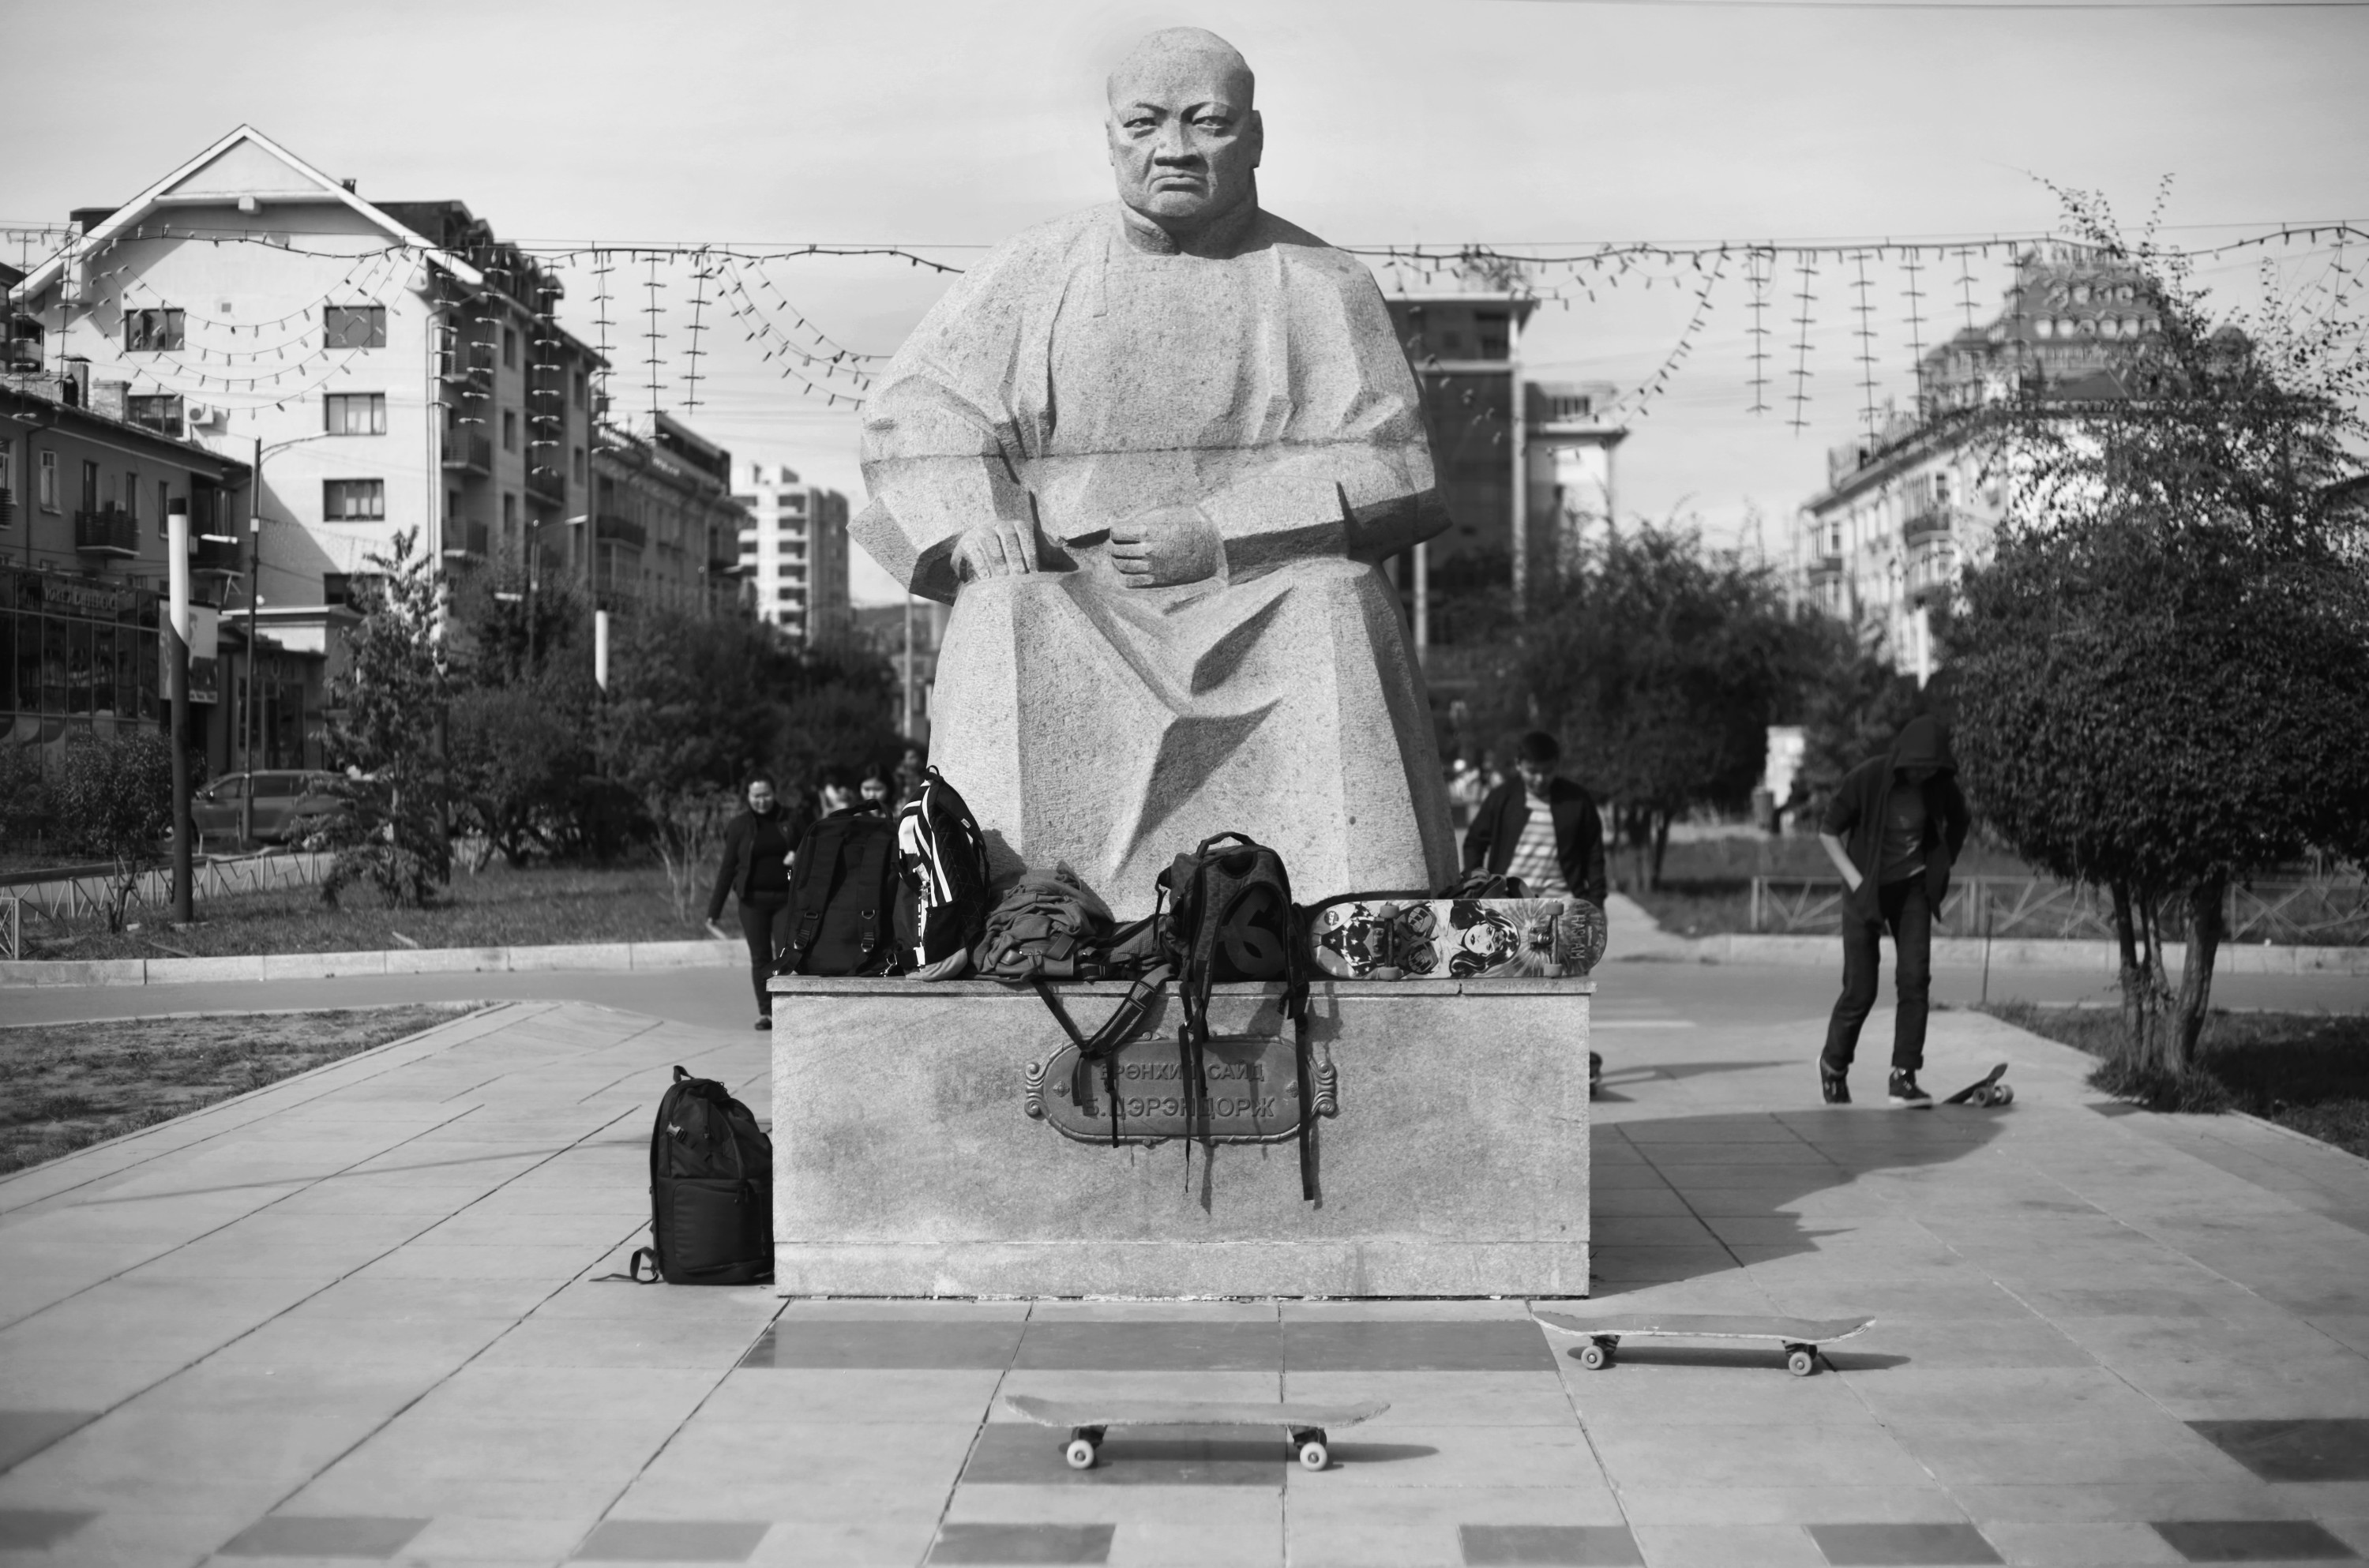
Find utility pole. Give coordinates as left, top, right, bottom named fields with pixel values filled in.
left=166, top=497, right=193, bottom=923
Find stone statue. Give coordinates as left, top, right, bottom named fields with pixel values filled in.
left=854, top=27, right=1458, bottom=916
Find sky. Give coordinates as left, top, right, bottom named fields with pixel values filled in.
left=7, top=0, right=2365, bottom=603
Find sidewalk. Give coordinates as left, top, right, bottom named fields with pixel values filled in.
left=2, top=995, right=2367, bottom=1566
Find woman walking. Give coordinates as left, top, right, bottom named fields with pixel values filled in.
left=706, top=776, right=808, bottom=1031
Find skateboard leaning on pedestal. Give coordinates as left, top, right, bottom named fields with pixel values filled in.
left=1534, top=1311, right=1874, bottom=1377
left=1002, top=1394, right=1388, bottom=1472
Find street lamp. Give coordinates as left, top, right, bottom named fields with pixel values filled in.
left=227, top=429, right=336, bottom=846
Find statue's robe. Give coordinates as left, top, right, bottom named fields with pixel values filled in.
left=854, top=203, right=1459, bottom=916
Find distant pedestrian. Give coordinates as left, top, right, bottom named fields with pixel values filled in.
left=1815, top=715, right=1971, bottom=1106
left=705, top=776, right=811, bottom=1032
left=859, top=758, right=896, bottom=809
left=1462, top=731, right=1609, bottom=907
left=893, top=744, right=928, bottom=808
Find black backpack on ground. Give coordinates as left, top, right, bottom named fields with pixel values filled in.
left=1157, top=832, right=1319, bottom=1202
left=893, top=767, right=993, bottom=973
left=625, top=1066, right=773, bottom=1285
left=780, top=806, right=899, bottom=977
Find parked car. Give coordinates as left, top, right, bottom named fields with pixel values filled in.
left=190, top=771, right=349, bottom=848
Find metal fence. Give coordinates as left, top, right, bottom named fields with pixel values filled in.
left=1748, top=876, right=2369, bottom=946
left=5, top=851, right=332, bottom=928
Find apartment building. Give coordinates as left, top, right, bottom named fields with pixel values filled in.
left=1794, top=252, right=2160, bottom=683
left=732, top=460, right=850, bottom=645
left=8, top=126, right=603, bottom=662
left=591, top=414, right=751, bottom=619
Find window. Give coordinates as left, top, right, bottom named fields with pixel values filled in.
left=502, top=493, right=517, bottom=535
left=325, top=393, right=388, bottom=435
left=323, top=479, right=385, bottom=520
left=81, top=460, right=99, bottom=513
left=501, top=328, right=517, bottom=369
left=123, top=308, right=185, bottom=351
left=324, top=306, right=386, bottom=349
left=501, top=411, right=518, bottom=452
left=571, top=445, right=585, bottom=483
left=158, top=479, right=171, bottom=539
left=126, top=468, right=141, bottom=527
left=38, top=451, right=56, bottom=509
left=127, top=393, right=184, bottom=436
left=1476, top=312, right=1510, bottom=360
left=779, top=493, right=806, bottom=512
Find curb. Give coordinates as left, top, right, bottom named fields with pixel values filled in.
left=0, top=938, right=741, bottom=988
left=1611, top=929, right=2369, bottom=975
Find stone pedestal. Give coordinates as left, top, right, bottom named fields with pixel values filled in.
left=768, top=976, right=1590, bottom=1297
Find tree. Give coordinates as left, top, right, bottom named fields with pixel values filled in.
left=51, top=730, right=175, bottom=932
left=1514, top=522, right=1820, bottom=889
left=447, top=674, right=599, bottom=869
left=321, top=530, right=452, bottom=907
left=1952, top=188, right=2369, bottom=1082
left=1793, top=620, right=1924, bottom=818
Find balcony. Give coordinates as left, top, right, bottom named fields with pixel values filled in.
left=1901, top=505, right=1966, bottom=546
left=1905, top=537, right=1956, bottom=602
left=191, top=534, right=244, bottom=575
left=73, top=507, right=139, bottom=557
left=594, top=513, right=646, bottom=551
left=442, top=519, right=489, bottom=559
left=442, top=430, right=493, bottom=475
left=525, top=460, right=566, bottom=504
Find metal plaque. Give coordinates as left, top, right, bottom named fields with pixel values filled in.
left=1024, top=1032, right=1338, bottom=1146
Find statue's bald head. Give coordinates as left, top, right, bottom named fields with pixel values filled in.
left=1105, top=27, right=1263, bottom=247
left=1106, top=27, right=1254, bottom=111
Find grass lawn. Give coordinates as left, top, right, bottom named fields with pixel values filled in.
left=1984, top=1000, right=2369, bottom=1159
left=1625, top=835, right=2038, bottom=939
left=0, top=1004, right=473, bottom=1175
left=21, top=859, right=714, bottom=961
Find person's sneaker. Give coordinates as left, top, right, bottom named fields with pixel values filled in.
left=1820, top=1062, right=1851, bottom=1105
left=1888, top=1070, right=1932, bottom=1108
left=755, top=1016, right=773, bottom=1033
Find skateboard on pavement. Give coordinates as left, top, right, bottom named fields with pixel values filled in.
left=1002, top=1394, right=1389, bottom=1472
left=1943, top=1062, right=2014, bottom=1106
left=1534, top=1311, right=1874, bottom=1377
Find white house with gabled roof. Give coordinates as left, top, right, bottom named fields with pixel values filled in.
left=6, top=126, right=606, bottom=657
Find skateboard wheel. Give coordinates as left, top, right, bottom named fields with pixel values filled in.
left=1578, top=1340, right=1611, bottom=1371
left=1064, top=1438, right=1096, bottom=1470
left=1992, top=1083, right=2014, bottom=1105
left=1297, top=1435, right=1330, bottom=1472
left=1786, top=1347, right=1817, bottom=1378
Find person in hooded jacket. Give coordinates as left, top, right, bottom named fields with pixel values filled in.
left=1815, top=715, right=1970, bottom=1105
left=705, top=776, right=812, bottom=1031
left=1463, top=730, right=1609, bottom=907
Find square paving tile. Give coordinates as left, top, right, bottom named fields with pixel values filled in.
left=0, top=1510, right=98, bottom=1550
left=959, top=1423, right=1279, bottom=1487
left=573, top=1517, right=772, bottom=1561
left=929, top=1521, right=1117, bottom=1564
left=1012, top=1322, right=1281, bottom=1372
left=216, top=1514, right=431, bottom=1559
left=1459, top=1521, right=1643, bottom=1564
left=2191, top=1420, right=2369, bottom=1482
left=0, top=1410, right=98, bottom=1472
left=1282, top=1320, right=1560, bottom=1373
left=1807, top=1521, right=2002, bottom=1565
left=2150, top=1518, right=2361, bottom=1562
left=739, top=1318, right=1026, bottom=1371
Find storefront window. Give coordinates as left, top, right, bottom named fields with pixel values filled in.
left=90, top=625, right=114, bottom=716
left=66, top=620, right=93, bottom=715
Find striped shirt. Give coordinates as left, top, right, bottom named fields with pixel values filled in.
left=1504, top=792, right=1573, bottom=899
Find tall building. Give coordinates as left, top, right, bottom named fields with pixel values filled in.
left=6, top=126, right=604, bottom=658
left=731, top=460, right=850, bottom=644
left=591, top=415, right=751, bottom=620
left=1793, top=252, right=2163, bottom=683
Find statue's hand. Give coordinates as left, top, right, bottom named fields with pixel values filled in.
left=1110, top=505, right=1221, bottom=589
left=952, top=519, right=1042, bottom=581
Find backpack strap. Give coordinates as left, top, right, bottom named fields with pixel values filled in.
left=1034, top=966, right=1171, bottom=1146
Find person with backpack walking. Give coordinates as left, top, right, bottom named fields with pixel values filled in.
left=1815, top=715, right=1971, bottom=1107
left=1462, top=731, right=1609, bottom=908
left=705, top=776, right=809, bottom=1031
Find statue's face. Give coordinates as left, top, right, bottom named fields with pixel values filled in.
left=1106, top=51, right=1261, bottom=233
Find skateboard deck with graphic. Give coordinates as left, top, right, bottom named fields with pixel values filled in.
left=1534, top=1311, right=1874, bottom=1376
left=1308, top=898, right=1605, bottom=981
left=1943, top=1062, right=2014, bottom=1106
left=1002, top=1394, right=1388, bottom=1472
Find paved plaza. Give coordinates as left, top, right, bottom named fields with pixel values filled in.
left=3, top=966, right=2368, bottom=1566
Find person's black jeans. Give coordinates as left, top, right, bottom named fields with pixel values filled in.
left=1821, top=876, right=1932, bottom=1075
left=738, top=895, right=793, bottom=1015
